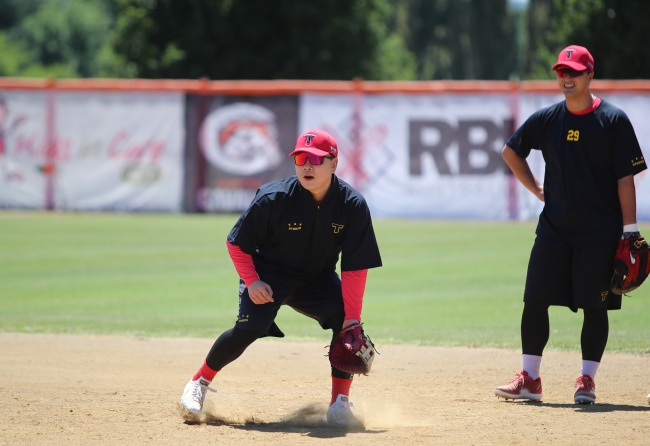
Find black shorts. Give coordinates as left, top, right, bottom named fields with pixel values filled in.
left=524, top=236, right=621, bottom=311
left=234, top=271, right=345, bottom=336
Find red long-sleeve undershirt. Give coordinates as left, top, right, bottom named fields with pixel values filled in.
left=226, top=240, right=260, bottom=287
left=226, top=240, right=367, bottom=321
left=340, top=269, right=367, bottom=322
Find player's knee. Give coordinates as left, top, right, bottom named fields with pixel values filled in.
left=583, top=307, right=608, bottom=324
left=205, top=326, right=263, bottom=370
left=523, top=301, right=549, bottom=314
left=232, top=325, right=265, bottom=343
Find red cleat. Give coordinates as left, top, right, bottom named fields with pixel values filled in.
left=574, top=375, right=596, bottom=404
left=495, top=370, right=543, bottom=401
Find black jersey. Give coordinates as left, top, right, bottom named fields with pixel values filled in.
left=507, top=99, right=647, bottom=245
left=227, top=175, right=382, bottom=283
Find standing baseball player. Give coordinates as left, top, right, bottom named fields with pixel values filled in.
left=180, top=129, right=382, bottom=427
left=494, top=45, right=647, bottom=404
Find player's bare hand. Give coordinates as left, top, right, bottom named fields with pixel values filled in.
left=248, top=280, right=274, bottom=304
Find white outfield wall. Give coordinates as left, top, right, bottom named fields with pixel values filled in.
left=0, top=78, right=648, bottom=220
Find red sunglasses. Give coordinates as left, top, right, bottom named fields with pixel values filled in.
left=294, top=152, right=334, bottom=166
left=556, top=68, right=588, bottom=78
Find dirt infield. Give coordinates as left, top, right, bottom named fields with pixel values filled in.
left=2, top=333, right=650, bottom=445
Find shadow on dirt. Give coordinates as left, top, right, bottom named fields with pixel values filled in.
left=544, top=403, right=650, bottom=412
left=495, top=400, right=650, bottom=412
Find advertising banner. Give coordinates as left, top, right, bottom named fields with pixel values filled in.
left=0, top=90, right=185, bottom=212
left=0, top=91, right=48, bottom=208
left=185, top=95, right=299, bottom=213
left=300, top=93, right=516, bottom=219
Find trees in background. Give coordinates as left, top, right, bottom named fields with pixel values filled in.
left=0, top=0, right=117, bottom=78
left=397, top=0, right=516, bottom=80
left=523, top=0, right=650, bottom=80
left=0, top=0, right=648, bottom=80
left=110, top=0, right=410, bottom=80
left=552, top=0, right=650, bottom=79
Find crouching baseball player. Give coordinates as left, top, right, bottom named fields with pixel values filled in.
left=180, top=129, right=382, bottom=428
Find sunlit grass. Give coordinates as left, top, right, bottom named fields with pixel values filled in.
left=1, top=211, right=648, bottom=353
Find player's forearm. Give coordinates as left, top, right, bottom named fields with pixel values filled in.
left=341, top=269, right=368, bottom=322
left=617, top=174, right=637, bottom=227
left=502, top=145, right=544, bottom=201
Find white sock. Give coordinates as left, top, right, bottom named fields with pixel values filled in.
left=522, top=354, right=542, bottom=380
left=581, top=360, right=600, bottom=379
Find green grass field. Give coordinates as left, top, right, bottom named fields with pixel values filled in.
left=1, top=211, right=649, bottom=353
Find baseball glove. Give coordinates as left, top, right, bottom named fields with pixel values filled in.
left=610, top=232, right=650, bottom=295
left=328, top=323, right=378, bottom=375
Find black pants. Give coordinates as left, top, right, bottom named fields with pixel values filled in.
left=521, top=302, right=609, bottom=361
left=205, top=317, right=353, bottom=379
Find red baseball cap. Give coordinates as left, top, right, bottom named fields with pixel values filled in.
left=552, top=45, right=594, bottom=72
left=289, top=129, right=338, bottom=158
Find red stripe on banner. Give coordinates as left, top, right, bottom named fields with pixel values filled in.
left=44, top=79, right=56, bottom=210
left=351, top=78, right=366, bottom=190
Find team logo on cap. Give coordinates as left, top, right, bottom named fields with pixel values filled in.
left=564, top=49, right=576, bottom=59
left=304, top=133, right=317, bottom=145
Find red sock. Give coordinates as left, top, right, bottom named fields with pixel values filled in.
left=192, top=359, right=219, bottom=382
left=330, top=376, right=353, bottom=405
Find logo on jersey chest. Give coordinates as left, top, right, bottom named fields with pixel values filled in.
left=288, top=222, right=302, bottom=231
left=287, top=222, right=344, bottom=233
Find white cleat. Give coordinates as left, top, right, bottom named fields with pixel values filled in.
left=326, top=394, right=364, bottom=428
left=180, top=377, right=215, bottom=414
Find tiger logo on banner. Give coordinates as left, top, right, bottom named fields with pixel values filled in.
left=199, top=102, right=282, bottom=176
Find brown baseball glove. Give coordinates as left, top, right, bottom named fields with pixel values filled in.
left=328, top=323, right=378, bottom=375
left=610, top=232, right=650, bottom=295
